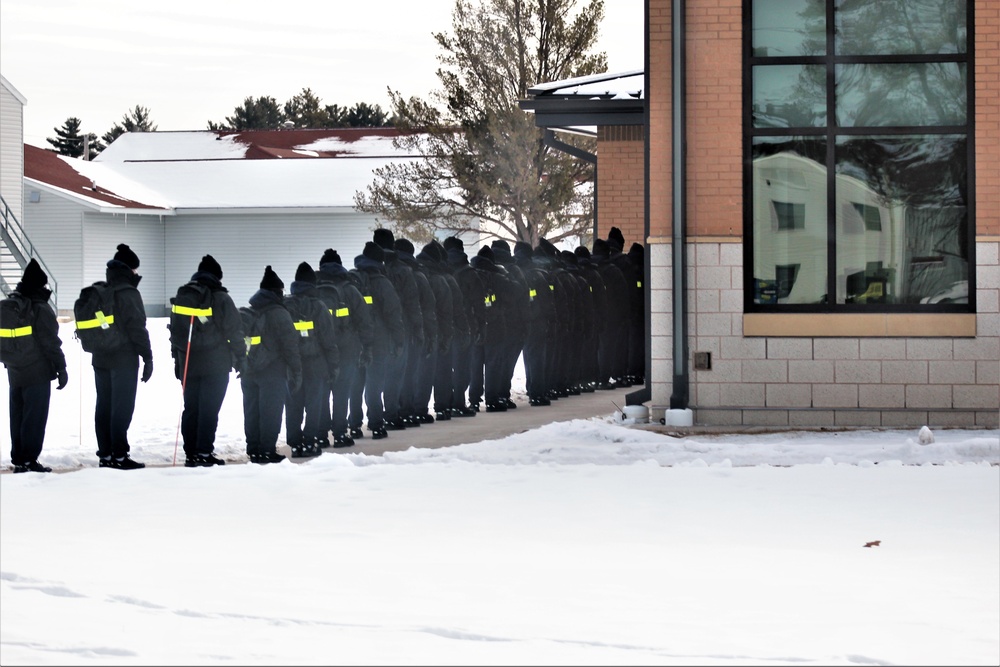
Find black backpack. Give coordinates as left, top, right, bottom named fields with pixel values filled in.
left=239, top=305, right=276, bottom=373
left=74, top=281, right=127, bottom=354
left=169, top=282, right=222, bottom=352
left=283, top=294, right=322, bottom=359
left=0, top=293, right=41, bottom=369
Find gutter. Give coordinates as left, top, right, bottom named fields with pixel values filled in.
left=670, top=0, right=690, bottom=410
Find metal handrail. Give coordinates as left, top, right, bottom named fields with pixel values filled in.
left=0, top=193, right=59, bottom=308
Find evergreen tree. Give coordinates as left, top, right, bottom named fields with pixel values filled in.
left=354, top=0, right=605, bottom=246
left=208, top=96, right=285, bottom=130
left=347, top=102, right=392, bottom=127
left=47, top=117, right=103, bottom=159
left=284, top=88, right=331, bottom=128
left=102, top=105, right=158, bottom=145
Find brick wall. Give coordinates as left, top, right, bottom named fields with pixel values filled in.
left=978, top=0, right=1000, bottom=237
left=597, top=126, right=645, bottom=246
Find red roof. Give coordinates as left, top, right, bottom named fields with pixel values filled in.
left=23, top=144, right=166, bottom=209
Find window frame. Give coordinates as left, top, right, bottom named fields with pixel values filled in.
left=742, top=0, right=977, bottom=314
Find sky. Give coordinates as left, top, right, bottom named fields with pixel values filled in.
left=0, top=0, right=645, bottom=150
left=1, top=320, right=999, bottom=665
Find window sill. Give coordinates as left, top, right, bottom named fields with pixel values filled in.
left=743, top=313, right=977, bottom=338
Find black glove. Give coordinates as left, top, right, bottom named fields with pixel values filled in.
left=141, top=357, right=153, bottom=383
left=234, top=356, right=247, bottom=378
left=56, top=367, right=68, bottom=390
left=174, top=355, right=183, bottom=381
left=359, top=347, right=373, bottom=368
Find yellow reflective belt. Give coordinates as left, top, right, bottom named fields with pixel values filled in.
left=76, top=311, right=114, bottom=330
left=0, top=325, right=32, bottom=338
left=335, top=307, right=350, bottom=317
left=549, top=285, right=555, bottom=291
left=364, top=295, right=374, bottom=305
left=172, top=304, right=213, bottom=323
left=637, top=281, right=642, bottom=288
left=246, top=336, right=261, bottom=346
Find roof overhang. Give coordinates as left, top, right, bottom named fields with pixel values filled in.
left=519, top=69, right=645, bottom=130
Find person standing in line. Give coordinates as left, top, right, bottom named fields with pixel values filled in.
left=316, top=249, right=373, bottom=448
left=352, top=242, right=405, bottom=439
left=91, top=244, right=152, bottom=470
left=395, top=237, right=439, bottom=424
left=1, top=259, right=68, bottom=473
left=241, top=265, right=302, bottom=464
left=443, top=236, right=485, bottom=417
left=513, top=241, right=553, bottom=406
left=170, top=254, right=246, bottom=467
left=283, top=261, right=339, bottom=458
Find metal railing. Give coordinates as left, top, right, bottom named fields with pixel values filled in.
left=0, top=193, right=58, bottom=308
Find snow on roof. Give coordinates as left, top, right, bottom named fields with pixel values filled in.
left=26, top=128, right=420, bottom=211
left=527, top=69, right=644, bottom=99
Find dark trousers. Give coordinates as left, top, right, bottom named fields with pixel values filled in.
left=328, top=349, right=359, bottom=437
left=382, top=339, right=408, bottom=423
left=399, top=337, right=422, bottom=418
left=433, top=346, right=455, bottom=413
left=8, top=380, right=51, bottom=465
left=285, top=359, right=325, bottom=446
left=468, top=343, right=485, bottom=404
left=498, top=339, right=523, bottom=399
left=364, top=353, right=391, bottom=430
left=412, top=348, right=435, bottom=417
left=94, top=362, right=139, bottom=459
left=523, top=334, right=547, bottom=399
left=241, top=367, right=286, bottom=456
left=451, top=341, right=472, bottom=408
left=349, top=365, right=366, bottom=430
left=181, top=371, right=229, bottom=458
left=483, top=343, right=505, bottom=404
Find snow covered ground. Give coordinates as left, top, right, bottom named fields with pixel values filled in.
left=1, top=319, right=998, bottom=665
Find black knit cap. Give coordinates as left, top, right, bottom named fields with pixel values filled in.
left=443, top=236, right=464, bottom=252
left=394, top=238, right=415, bottom=255
left=295, top=261, right=317, bottom=284
left=198, top=254, right=223, bottom=280
left=491, top=240, right=512, bottom=263
left=536, top=237, right=558, bottom=257
left=513, top=241, right=533, bottom=259
left=429, top=240, right=447, bottom=262
left=607, top=226, right=626, bottom=252
left=592, top=238, right=610, bottom=256
left=18, top=258, right=47, bottom=291
left=574, top=246, right=591, bottom=259
left=373, top=228, right=395, bottom=250
left=559, top=250, right=579, bottom=265
left=320, top=248, right=342, bottom=266
left=476, top=245, right=495, bottom=262
left=260, top=265, right=284, bottom=291
left=362, top=241, right=385, bottom=263
left=113, top=243, right=140, bottom=269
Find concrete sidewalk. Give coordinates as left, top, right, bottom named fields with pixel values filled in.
left=308, top=387, right=634, bottom=457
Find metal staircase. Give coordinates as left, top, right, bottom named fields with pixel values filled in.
left=1, top=193, right=58, bottom=308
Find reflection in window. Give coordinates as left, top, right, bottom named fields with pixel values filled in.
left=753, top=65, right=826, bottom=128
left=837, top=63, right=966, bottom=127
left=835, top=0, right=967, bottom=55
left=746, top=0, right=972, bottom=312
left=773, top=202, right=805, bottom=230
left=752, top=139, right=828, bottom=305
left=752, top=0, right=826, bottom=57
left=836, top=135, right=968, bottom=304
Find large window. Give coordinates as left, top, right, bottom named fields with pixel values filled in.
left=745, top=0, right=974, bottom=310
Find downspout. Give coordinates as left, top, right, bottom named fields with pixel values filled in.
left=670, top=0, right=689, bottom=410
left=543, top=129, right=598, bottom=240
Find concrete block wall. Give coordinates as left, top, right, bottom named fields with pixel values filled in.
left=649, top=240, right=1000, bottom=429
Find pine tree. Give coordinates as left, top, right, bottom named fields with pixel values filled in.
left=208, top=96, right=285, bottom=130
left=102, top=105, right=158, bottom=145
left=47, top=117, right=104, bottom=159
left=354, top=0, right=606, bottom=246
